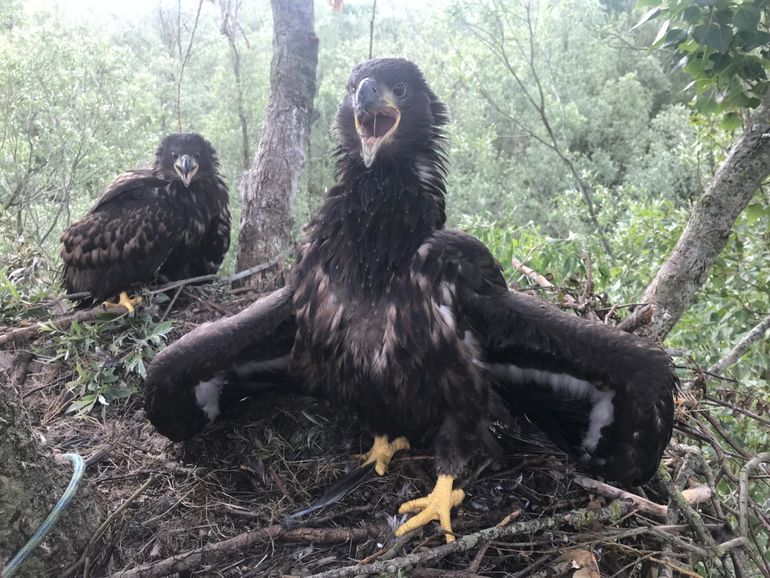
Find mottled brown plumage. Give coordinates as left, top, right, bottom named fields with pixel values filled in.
left=61, top=133, right=230, bottom=305
left=145, top=59, right=676, bottom=543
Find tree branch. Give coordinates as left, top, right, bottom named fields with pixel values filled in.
left=368, top=0, right=377, bottom=59
left=709, top=313, right=770, bottom=375
left=106, top=525, right=382, bottom=578
left=307, top=503, right=634, bottom=578
left=175, top=0, right=205, bottom=132
left=739, top=452, right=770, bottom=539
left=636, top=89, right=770, bottom=341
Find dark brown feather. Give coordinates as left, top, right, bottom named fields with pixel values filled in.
left=144, top=61, right=675, bottom=489
left=144, top=286, right=297, bottom=441
left=60, top=133, right=230, bottom=303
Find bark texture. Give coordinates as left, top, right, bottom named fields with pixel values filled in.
left=0, top=384, right=102, bottom=577
left=234, top=0, right=318, bottom=290
left=637, top=90, right=770, bottom=341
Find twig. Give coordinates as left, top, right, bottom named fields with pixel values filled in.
left=704, top=395, right=770, bottom=427
left=306, top=502, right=634, bottom=578
left=64, top=475, right=156, bottom=577
left=368, top=0, right=377, bottom=59
left=709, top=313, right=770, bottom=375
left=647, top=556, right=707, bottom=578
left=739, top=452, right=770, bottom=539
left=158, top=285, right=184, bottom=324
left=0, top=304, right=130, bottom=348
left=357, top=533, right=414, bottom=566
left=700, top=412, right=752, bottom=460
left=573, top=475, right=711, bottom=519
left=657, top=465, right=716, bottom=552
left=409, top=568, right=484, bottom=578
left=175, top=0, right=205, bottom=131
left=1, top=255, right=285, bottom=349
left=511, top=256, right=553, bottom=289
left=148, top=252, right=286, bottom=295
left=105, top=524, right=384, bottom=578
left=467, top=508, right=522, bottom=573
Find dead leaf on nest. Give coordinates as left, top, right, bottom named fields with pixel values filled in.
left=564, top=548, right=600, bottom=578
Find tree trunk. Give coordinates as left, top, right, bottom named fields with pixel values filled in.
left=234, top=0, right=318, bottom=290
left=635, top=90, right=770, bottom=341
left=0, top=383, right=102, bottom=577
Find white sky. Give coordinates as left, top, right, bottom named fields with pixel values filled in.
left=22, top=0, right=437, bottom=24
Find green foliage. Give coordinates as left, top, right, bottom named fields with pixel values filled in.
left=459, top=188, right=687, bottom=301
left=637, top=0, right=770, bottom=116
left=442, top=0, right=701, bottom=233
left=0, top=0, right=766, bottom=431
left=38, top=315, right=174, bottom=416
left=0, top=270, right=51, bottom=324
left=0, top=10, right=161, bottom=259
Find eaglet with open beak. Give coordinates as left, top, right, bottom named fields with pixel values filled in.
left=354, top=77, right=402, bottom=167
left=174, top=154, right=199, bottom=188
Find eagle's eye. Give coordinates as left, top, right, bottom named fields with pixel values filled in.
left=392, top=83, right=407, bottom=98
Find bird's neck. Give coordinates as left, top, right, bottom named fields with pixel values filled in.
left=307, top=155, right=447, bottom=296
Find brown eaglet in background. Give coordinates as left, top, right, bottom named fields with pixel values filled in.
left=60, top=133, right=230, bottom=312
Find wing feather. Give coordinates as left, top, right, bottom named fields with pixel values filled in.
left=144, top=286, right=297, bottom=441
left=61, top=180, right=182, bottom=297
left=429, top=229, right=676, bottom=485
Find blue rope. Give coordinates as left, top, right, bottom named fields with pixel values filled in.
left=2, top=453, right=85, bottom=578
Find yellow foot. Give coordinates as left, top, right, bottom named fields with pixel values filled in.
left=396, top=474, right=465, bottom=543
left=359, top=435, right=410, bottom=476
left=104, top=291, right=142, bottom=314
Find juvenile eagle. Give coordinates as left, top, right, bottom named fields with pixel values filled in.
left=61, top=133, right=230, bottom=311
left=145, top=59, right=676, bottom=543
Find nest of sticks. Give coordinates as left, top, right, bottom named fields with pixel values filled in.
left=2, top=263, right=768, bottom=578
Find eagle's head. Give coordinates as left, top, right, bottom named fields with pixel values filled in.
left=336, top=58, right=448, bottom=168
left=155, top=133, right=220, bottom=188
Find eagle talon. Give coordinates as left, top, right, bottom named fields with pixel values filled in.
left=396, top=474, right=464, bottom=543
left=359, top=435, right=410, bottom=476
left=104, top=291, right=142, bottom=314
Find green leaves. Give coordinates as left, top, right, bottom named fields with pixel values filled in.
left=636, top=0, right=770, bottom=117
left=35, top=310, right=173, bottom=415
left=692, top=22, right=733, bottom=51
left=733, top=4, right=761, bottom=32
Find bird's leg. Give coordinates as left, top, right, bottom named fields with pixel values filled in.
left=103, top=291, right=142, bottom=314
left=359, top=435, right=410, bottom=476
left=396, top=474, right=464, bottom=543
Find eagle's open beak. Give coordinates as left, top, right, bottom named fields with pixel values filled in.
left=354, top=77, right=401, bottom=168
left=174, top=154, right=199, bottom=188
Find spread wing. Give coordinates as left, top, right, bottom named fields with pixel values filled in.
left=60, top=171, right=181, bottom=298
left=429, top=229, right=677, bottom=486
left=144, top=286, right=298, bottom=441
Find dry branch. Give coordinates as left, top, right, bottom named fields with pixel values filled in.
left=511, top=256, right=554, bottom=289
left=636, top=90, right=770, bottom=341
left=106, top=524, right=382, bottom=578
left=0, top=303, right=130, bottom=349
left=306, top=502, right=634, bottom=578
left=573, top=475, right=711, bottom=519
left=467, top=508, right=522, bottom=573
left=510, top=256, right=600, bottom=322
left=739, top=452, right=770, bottom=539
left=709, top=313, right=770, bottom=375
